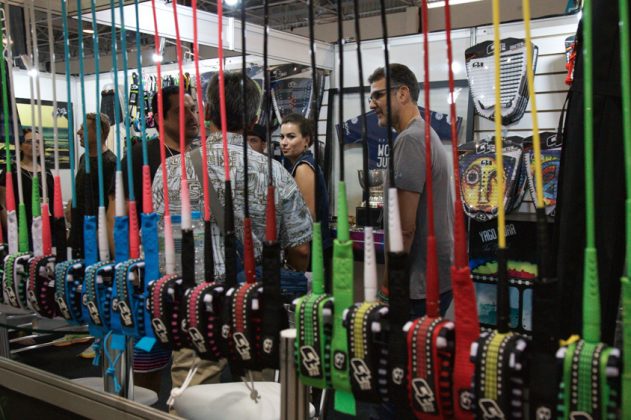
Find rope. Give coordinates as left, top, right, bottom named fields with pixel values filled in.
left=167, top=359, right=199, bottom=408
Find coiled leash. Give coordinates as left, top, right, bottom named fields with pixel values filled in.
left=343, top=225, right=386, bottom=404
left=57, top=0, right=93, bottom=326
left=0, top=8, right=14, bottom=258
left=182, top=0, right=225, bottom=363
left=79, top=0, right=117, bottom=366
left=441, top=1, right=481, bottom=416
left=366, top=0, right=414, bottom=414
left=402, top=2, right=455, bottom=418
left=27, top=3, right=67, bottom=319
left=104, top=0, right=145, bottom=392
left=520, top=0, right=564, bottom=417
left=558, top=1, right=621, bottom=418
left=148, top=0, right=193, bottom=352
left=2, top=1, right=39, bottom=311
left=294, top=0, right=334, bottom=392
left=257, top=0, right=288, bottom=372
left=109, top=0, right=133, bottom=337
left=111, top=0, right=162, bottom=351
left=221, top=0, right=265, bottom=374
left=328, top=0, right=356, bottom=415
left=470, top=1, right=530, bottom=417
left=53, top=0, right=83, bottom=324
left=146, top=0, right=177, bottom=350
left=0, top=9, right=17, bottom=306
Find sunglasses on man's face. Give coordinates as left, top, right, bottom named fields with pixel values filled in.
left=368, top=85, right=402, bottom=104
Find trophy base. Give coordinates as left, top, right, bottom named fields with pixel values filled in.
left=356, top=207, right=384, bottom=229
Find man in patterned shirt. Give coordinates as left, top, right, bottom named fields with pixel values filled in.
left=152, top=72, right=312, bottom=388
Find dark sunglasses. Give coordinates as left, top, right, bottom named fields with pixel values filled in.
left=368, top=85, right=402, bottom=104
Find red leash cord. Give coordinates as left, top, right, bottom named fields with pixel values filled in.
left=421, top=0, right=439, bottom=318
left=191, top=0, right=211, bottom=223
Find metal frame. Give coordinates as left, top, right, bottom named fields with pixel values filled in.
left=0, top=357, right=175, bottom=419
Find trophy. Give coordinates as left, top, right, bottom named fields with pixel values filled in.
left=356, top=169, right=386, bottom=228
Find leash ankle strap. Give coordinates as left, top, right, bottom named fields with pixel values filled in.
left=222, top=282, right=263, bottom=371
left=113, top=258, right=144, bottom=335
left=406, top=316, right=455, bottom=418
left=4, top=253, right=31, bottom=309
left=149, top=274, right=186, bottom=350
left=186, top=282, right=225, bottom=360
left=472, top=331, right=528, bottom=419
left=344, top=302, right=388, bottom=403
left=295, top=293, right=333, bottom=389
left=54, top=259, right=84, bottom=323
left=559, top=340, right=621, bottom=419
left=28, top=254, right=57, bottom=318
left=3, top=252, right=28, bottom=308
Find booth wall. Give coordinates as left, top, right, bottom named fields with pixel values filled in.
left=329, top=14, right=577, bottom=216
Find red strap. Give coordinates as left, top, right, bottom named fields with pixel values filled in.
left=41, top=203, right=52, bottom=254
left=128, top=200, right=140, bottom=258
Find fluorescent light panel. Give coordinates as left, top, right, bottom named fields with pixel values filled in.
left=427, top=0, right=485, bottom=9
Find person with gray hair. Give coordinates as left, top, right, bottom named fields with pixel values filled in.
left=152, top=72, right=313, bottom=388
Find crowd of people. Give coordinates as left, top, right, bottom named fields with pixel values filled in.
left=0, top=63, right=454, bottom=404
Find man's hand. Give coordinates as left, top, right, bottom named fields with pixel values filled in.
left=397, top=189, right=420, bottom=254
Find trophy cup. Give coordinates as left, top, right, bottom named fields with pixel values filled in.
left=356, top=169, right=386, bottom=228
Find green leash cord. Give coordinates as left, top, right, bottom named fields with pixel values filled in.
left=618, top=0, right=631, bottom=416
left=581, top=0, right=599, bottom=345
left=0, top=10, right=10, bottom=247
left=561, top=1, right=620, bottom=418
left=328, top=0, right=355, bottom=413
left=330, top=182, right=355, bottom=414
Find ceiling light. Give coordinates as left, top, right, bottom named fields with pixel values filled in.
left=152, top=53, right=163, bottom=63
left=83, top=28, right=95, bottom=34
left=427, top=0, right=485, bottom=9
left=224, top=0, right=240, bottom=6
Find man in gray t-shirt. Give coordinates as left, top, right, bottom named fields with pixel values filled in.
left=368, top=64, right=454, bottom=316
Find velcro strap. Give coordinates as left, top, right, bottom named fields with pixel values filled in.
left=472, top=331, right=527, bottom=419
left=54, top=259, right=84, bottom=323
left=149, top=274, right=186, bottom=350
left=345, top=302, right=387, bottom=403
left=222, top=282, right=262, bottom=371
left=186, top=282, right=225, bottom=360
left=295, top=293, right=333, bottom=389
left=28, top=255, right=57, bottom=318
left=3, top=253, right=27, bottom=308
left=560, top=340, right=620, bottom=419
left=407, top=317, right=454, bottom=418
